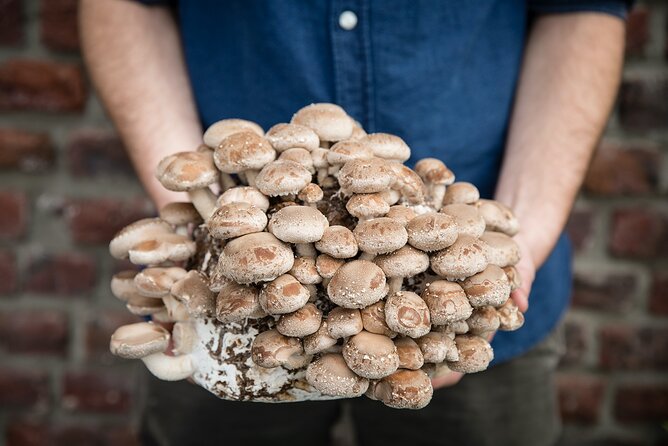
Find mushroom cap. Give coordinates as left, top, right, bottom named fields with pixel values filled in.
left=497, top=298, right=525, bottom=331
left=314, top=226, right=358, bottom=259
left=360, top=133, right=411, bottom=162
left=283, top=351, right=314, bottom=370
left=315, top=254, right=345, bottom=279
left=394, top=337, right=424, bottom=370
left=296, top=184, right=322, bottom=205
left=327, top=260, right=388, bottom=309
left=384, top=291, right=431, bottom=338
left=353, top=217, right=408, bottom=256
left=406, top=212, right=458, bottom=252
left=259, top=274, right=310, bottom=315
left=327, top=307, right=364, bottom=339
left=349, top=122, right=367, bottom=140
left=171, top=270, right=216, bottom=317
left=474, top=199, right=520, bottom=236
left=125, top=294, right=165, bottom=316
left=440, top=203, right=486, bottom=238
left=215, top=281, right=264, bottom=323
left=388, top=163, right=426, bottom=204
left=128, top=233, right=196, bottom=265
left=306, top=353, right=369, bottom=397
left=291, top=103, right=353, bottom=142
left=413, top=158, right=455, bottom=186
left=360, top=300, right=397, bottom=338
left=327, top=140, right=374, bottom=166
left=110, top=322, right=170, bottom=359
left=310, top=147, right=329, bottom=169
left=442, top=182, right=480, bottom=205
left=343, top=331, right=400, bottom=379
left=159, top=294, right=190, bottom=322
left=109, top=218, right=173, bottom=259
left=374, top=369, right=433, bottom=409
left=421, top=280, right=473, bottom=325
left=503, top=265, right=522, bottom=291
left=289, top=256, right=322, bottom=285
left=207, top=202, right=268, bottom=240
left=416, top=331, right=457, bottom=363
left=251, top=329, right=303, bottom=368
left=268, top=205, right=329, bottom=244
left=156, top=151, right=218, bottom=191
left=279, top=148, right=315, bottom=174
left=374, top=246, right=430, bottom=279
left=216, top=232, right=294, bottom=284
left=203, top=118, right=264, bottom=148
left=217, top=186, right=270, bottom=212
left=255, top=160, right=313, bottom=197
left=430, top=234, right=488, bottom=280
left=134, top=267, right=187, bottom=298
left=386, top=205, right=417, bottom=226
left=338, top=158, right=396, bottom=194
left=346, top=193, right=390, bottom=220
left=214, top=131, right=276, bottom=174
left=447, top=335, right=494, bottom=373
left=460, top=265, right=511, bottom=307
left=159, top=202, right=202, bottom=226
left=466, top=306, right=500, bottom=335
left=480, top=231, right=520, bottom=267
left=303, top=320, right=338, bottom=355
left=265, top=123, right=319, bottom=152
left=379, top=189, right=401, bottom=206
left=110, top=270, right=139, bottom=301
left=276, top=303, right=323, bottom=337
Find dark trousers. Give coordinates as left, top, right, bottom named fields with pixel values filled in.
left=140, top=326, right=564, bottom=446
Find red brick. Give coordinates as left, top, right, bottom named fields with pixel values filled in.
left=0, top=310, right=68, bottom=355
left=571, top=271, right=637, bottom=313
left=86, top=311, right=140, bottom=363
left=614, top=385, right=668, bottom=422
left=0, top=250, right=18, bottom=295
left=625, top=6, right=649, bottom=57
left=560, top=320, right=588, bottom=367
left=649, top=271, right=668, bottom=316
left=5, top=421, right=139, bottom=446
left=557, top=374, right=606, bottom=424
left=5, top=420, right=48, bottom=446
left=0, top=59, right=86, bottom=112
left=67, top=197, right=155, bottom=245
left=583, top=142, right=660, bottom=196
left=24, top=252, right=96, bottom=295
left=609, top=209, right=668, bottom=259
left=0, top=128, right=55, bottom=172
left=0, top=0, right=23, bottom=46
left=600, top=326, right=668, bottom=370
left=62, top=370, right=134, bottom=413
left=67, top=129, right=135, bottom=177
left=0, top=368, right=49, bottom=408
left=566, top=209, right=594, bottom=252
left=618, top=72, right=668, bottom=131
left=0, top=190, right=28, bottom=239
left=40, top=0, right=79, bottom=51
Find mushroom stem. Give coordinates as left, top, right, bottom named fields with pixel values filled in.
left=317, top=168, right=329, bottom=186
left=296, top=243, right=317, bottom=258
left=245, top=170, right=259, bottom=187
left=141, top=352, right=194, bottom=381
left=359, top=252, right=375, bottom=262
left=220, top=173, right=236, bottom=192
left=172, top=321, right=197, bottom=355
left=388, top=277, right=403, bottom=294
left=429, top=184, right=446, bottom=211
left=187, top=188, right=217, bottom=221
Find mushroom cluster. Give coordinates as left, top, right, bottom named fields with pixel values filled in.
left=108, top=103, right=524, bottom=409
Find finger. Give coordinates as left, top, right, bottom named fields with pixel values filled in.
left=511, top=288, right=529, bottom=313
left=431, top=371, right=464, bottom=389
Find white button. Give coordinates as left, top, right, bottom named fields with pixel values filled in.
left=339, top=10, right=358, bottom=31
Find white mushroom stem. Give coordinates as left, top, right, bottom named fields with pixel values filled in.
left=388, top=277, right=404, bottom=294
left=141, top=352, right=194, bottom=381
left=429, top=184, right=446, bottom=211
left=187, top=187, right=217, bottom=221
left=296, top=243, right=317, bottom=258
left=359, top=252, right=375, bottom=262
left=220, top=173, right=236, bottom=192
left=317, top=168, right=329, bottom=186
left=172, top=321, right=197, bottom=355
left=244, top=169, right=259, bottom=187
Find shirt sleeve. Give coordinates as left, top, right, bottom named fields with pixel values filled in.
left=528, top=0, right=634, bottom=19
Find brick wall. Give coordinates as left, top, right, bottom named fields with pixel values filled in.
left=0, top=1, right=666, bottom=445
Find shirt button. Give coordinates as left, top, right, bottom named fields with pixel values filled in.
left=338, top=10, right=358, bottom=31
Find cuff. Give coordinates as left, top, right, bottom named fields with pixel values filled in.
left=528, top=0, right=634, bottom=19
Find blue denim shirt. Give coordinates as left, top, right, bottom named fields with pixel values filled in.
left=134, top=0, right=627, bottom=364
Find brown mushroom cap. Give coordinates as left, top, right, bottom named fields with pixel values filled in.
left=268, top=205, right=329, bottom=244
left=467, top=306, right=500, bottom=335
left=360, top=133, right=411, bottom=162
left=155, top=151, right=218, bottom=191
left=430, top=234, right=488, bottom=280
left=214, top=131, right=276, bottom=174
left=416, top=331, right=458, bottom=363
left=327, top=260, right=388, bottom=309
left=388, top=163, right=426, bottom=204
left=327, top=307, right=364, bottom=339
left=203, top=118, right=264, bottom=148
left=386, top=205, right=417, bottom=226
left=259, top=274, right=310, bottom=315
left=413, top=158, right=455, bottom=186
left=460, top=265, right=511, bottom=307
left=159, top=202, right=202, bottom=227
left=343, top=331, right=400, bottom=379
left=503, top=265, right=522, bottom=291
left=421, top=280, right=473, bottom=325
left=497, top=298, right=525, bottom=331
left=480, top=231, right=520, bottom=267
left=207, top=202, right=268, bottom=240
left=265, top=123, right=320, bottom=152
left=306, top=353, right=369, bottom=397
left=110, top=322, right=170, bottom=359
left=303, top=320, right=338, bottom=355
left=110, top=270, right=139, bottom=301
left=251, top=329, right=303, bottom=368
left=291, top=103, right=353, bottom=142
left=255, top=160, right=313, bottom=197
left=128, top=233, right=196, bottom=265
left=279, top=148, right=315, bottom=174
left=277, top=303, right=323, bottom=337
left=474, top=199, right=520, bottom=236
left=406, top=212, right=458, bottom=252
left=440, top=203, right=486, bottom=238
left=289, top=256, right=322, bottom=285
left=447, top=335, right=494, bottom=373
left=217, top=186, right=270, bottom=211
left=109, top=218, right=173, bottom=259
left=353, top=217, right=408, bottom=256
left=373, top=369, right=433, bottom=410
left=125, top=294, right=165, bottom=316
left=297, top=183, right=324, bottom=204
left=346, top=193, right=390, bottom=220
left=394, top=337, right=424, bottom=370
left=327, top=140, right=374, bottom=166
left=374, top=246, right=430, bottom=281
left=171, top=270, right=216, bottom=317
left=216, top=232, right=294, bottom=284
left=338, top=158, right=396, bottom=194
left=314, top=226, right=358, bottom=259
left=316, top=254, right=345, bottom=279
left=384, top=291, right=431, bottom=339
left=282, top=351, right=314, bottom=370
left=442, top=182, right=480, bottom=205
left=215, top=281, right=264, bottom=323
left=360, top=300, right=397, bottom=338
left=134, top=267, right=187, bottom=298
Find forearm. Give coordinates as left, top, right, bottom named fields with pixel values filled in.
left=496, top=12, right=624, bottom=267
left=80, top=0, right=202, bottom=208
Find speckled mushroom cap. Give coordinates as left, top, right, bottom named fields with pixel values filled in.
left=156, top=151, right=218, bottom=191
left=316, top=254, right=345, bottom=279
left=503, top=265, right=522, bottom=291
left=297, top=183, right=323, bottom=204
left=290, top=257, right=322, bottom=285
left=203, top=118, right=264, bottom=148
left=406, top=212, right=458, bottom=252
left=171, top=270, right=216, bottom=318
left=327, top=140, right=374, bottom=166
left=384, top=291, right=431, bottom=339
left=497, top=298, right=525, bottom=331
left=442, top=182, right=480, bottom=205
left=110, top=270, right=139, bottom=301
left=277, top=303, right=323, bottom=338
left=268, top=205, right=329, bottom=244
left=215, top=232, right=294, bottom=284
left=327, top=260, right=388, bottom=309
left=421, top=280, right=473, bottom=325
left=440, top=203, right=486, bottom=238
left=430, top=234, right=488, bottom=281
left=343, top=331, right=400, bottom=379
left=360, top=133, right=411, bottom=162
left=447, top=335, right=494, bottom=373
left=386, top=205, right=417, bottom=226
left=259, top=274, right=311, bottom=315
left=388, top=163, right=426, bottom=204
left=128, top=233, right=197, bottom=266
left=360, top=300, right=397, bottom=338
left=278, top=148, right=315, bottom=174
left=303, top=320, right=338, bottom=355
left=460, top=264, right=511, bottom=307
left=467, top=306, right=500, bottom=335
left=213, top=131, right=276, bottom=174
left=394, top=337, right=424, bottom=370
left=346, top=193, right=390, bottom=220
left=353, top=218, right=408, bottom=256
left=265, top=123, right=320, bottom=152
left=373, top=369, right=433, bottom=410
left=217, top=186, right=270, bottom=212
left=254, top=160, right=313, bottom=196
left=306, top=353, right=369, bottom=398
left=159, top=202, right=202, bottom=226
left=475, top=199, right=520, bottom=236
left=374, top=246, right=430, bottom=281
left=327, top=307, right=364, bottom=339
left=416, top=331, right=457, bottom=363
left=338, top=158, right=396, bottom=194
left=109, top=218, right=173, bottom=259
left=207, top=202, right=268, bottom=240
left=291, top=103, right=354, bottom=142
left=110, top=322, right=170, bottom=359
left=125, top=294, right=165, bottom=316
left=314, top=226, right=358, bottom=259
left=250, top=329, right=303, bottom=368
left=480, top=231, right=520, bottom=267
left=134, top=266, right=187, bottom=297
left=413, top=158, right=455, bottom=186
left=215, top=281, right=263, bottom=323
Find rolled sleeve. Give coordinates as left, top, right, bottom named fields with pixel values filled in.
left=528, top=0, right=633, bottom=19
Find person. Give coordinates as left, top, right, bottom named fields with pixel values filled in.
left=80, top=1, right=627, bottom=445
